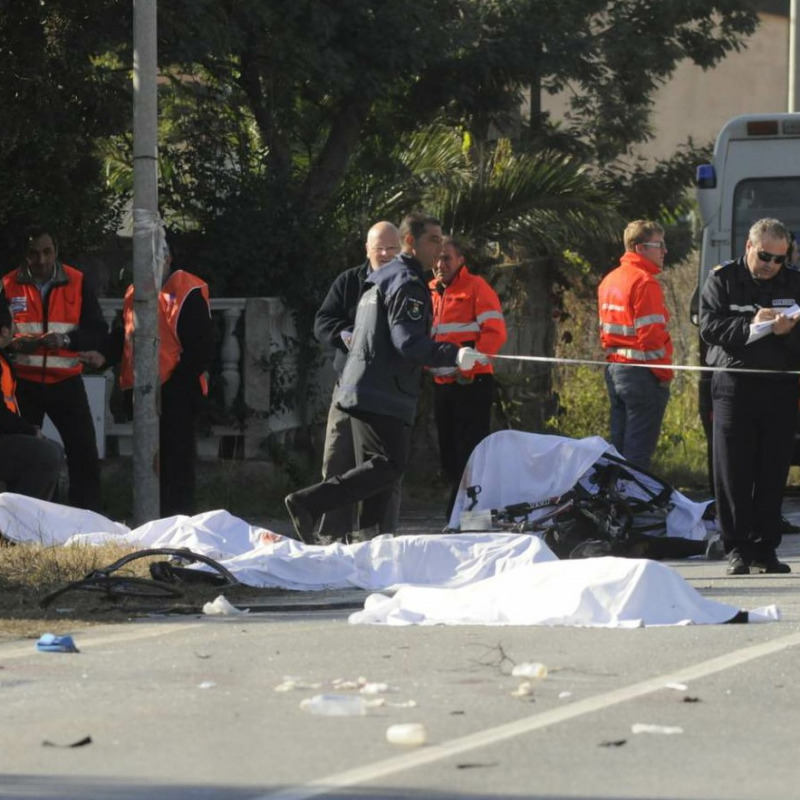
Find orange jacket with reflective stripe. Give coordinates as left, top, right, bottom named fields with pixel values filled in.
left=120, top=270, right=210, bottom=392
left=0, top=354, right=18, bottom=414
left=429, top=266, right=507, bottom=383
left=3, top=264, right=84, bottom=383
left=597, top=252, right=674, bottom=381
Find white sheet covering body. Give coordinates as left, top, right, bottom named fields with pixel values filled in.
left=349, top=557, right=779, bottom=628
left=0, top=495, right=557, bottom=593
left=0, top=433, right=776, bottom=629
left=448, top=431, right=712, bottom=541
left=0, top=493, right=130, bottom=545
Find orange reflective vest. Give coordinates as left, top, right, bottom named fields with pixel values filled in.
left=120, top=270, right=210, bottom=392
left=598, top=252, right=674, bottom=381
left=429, top=265, right=507, bottom=383
left=0, top=354, right=18, bottom=414
left=3, top=264, right=83, bottom=383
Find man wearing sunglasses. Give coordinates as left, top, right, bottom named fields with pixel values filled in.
left=598, top=220, right=673, bottom=470
left=700, top=217, right=800, bottom=575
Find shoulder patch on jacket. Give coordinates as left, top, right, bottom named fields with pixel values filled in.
left=403, top=297, right=424, bottom=321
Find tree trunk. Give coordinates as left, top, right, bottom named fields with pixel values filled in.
left=493, top=257, right=558, bottom=432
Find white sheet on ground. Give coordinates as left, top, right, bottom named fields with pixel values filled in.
left=0, top=493, right=130, bottom=545
left=218, top=531, right=557, bottom=591
left=0, top=446, right=774, bottom=629
left=349, top=557, right=780, bottom=628
left=2, top=496, right=554, bottom=592
left=448, top=431, right=711, bottom=541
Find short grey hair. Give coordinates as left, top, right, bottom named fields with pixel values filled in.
left=748, top=218, right=791, bottom=248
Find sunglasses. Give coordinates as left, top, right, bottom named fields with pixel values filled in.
left=757, top=250, right=787, bottom=265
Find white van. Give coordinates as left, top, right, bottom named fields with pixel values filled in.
left=696, top=112, right=800, bottom=290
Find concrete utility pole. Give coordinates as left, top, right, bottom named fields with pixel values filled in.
left=790, top=0, right=800, bottom=112
left=132, top=0, right=161, bottom=524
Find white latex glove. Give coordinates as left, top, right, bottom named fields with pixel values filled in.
left=340, top=329, right=354, bottom=350
left=456, top=347, right=489, bottom=371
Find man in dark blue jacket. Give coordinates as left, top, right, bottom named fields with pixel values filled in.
left=286, top=213, right=487, bottom=543
left=313, top=221, right=402, bottom=540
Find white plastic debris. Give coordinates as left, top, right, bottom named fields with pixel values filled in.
left=360, top=682, right=391, bottom=695
left=631, top=723, right=684, bottom=735
left=202, top=595, right=248, bottom=616
left=558, top=691, right=573, bottom=700
left=332, top=677, right=366, bottom=690
left=511, top=662, right=548, bottom=679
left=274, top=677, right=322, bottom=692
left=665, top=682, right=688, bottom=691
left=300, top=694, right=373, bottom=716
left=386, top=723, right=427, bottom=746
left=197, top=681, right=216, bottom=690
left=386, top=699, right=418, bottom=709
left=510, top=681, right=534, bottom=697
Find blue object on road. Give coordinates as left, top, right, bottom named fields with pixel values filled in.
left=36, top=633, right=79, bottom=653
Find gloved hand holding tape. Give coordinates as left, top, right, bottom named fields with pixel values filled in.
left=456, top=347, right=490, bottom=371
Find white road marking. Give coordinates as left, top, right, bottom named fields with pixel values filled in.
left=254, top=629, right=800, bottom=800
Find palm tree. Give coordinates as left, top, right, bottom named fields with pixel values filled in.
left=374, top=126, right=623, bottom=432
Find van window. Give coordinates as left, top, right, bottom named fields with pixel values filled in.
left=732, top=177, right=800, bottom=257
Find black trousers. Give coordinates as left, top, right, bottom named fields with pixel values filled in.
left=159, top=373, right=201, bottom=517
left=0, top=434, right=63, bottom=500
left=317, top=395, right=403, bottom=537
left=711, top=372, right=798, bottom=560
left=16, top=376, right=101, bottom=511
left=434, top=375, right=494, bottom=517
left=294, top=408, right=411, bottom=532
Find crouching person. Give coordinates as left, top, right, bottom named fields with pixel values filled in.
left=0, top=294, right=63, bottom=500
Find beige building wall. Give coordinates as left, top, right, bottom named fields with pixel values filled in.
left=646, top=13, right=789, bottom=160
left=540, top=12, right=790, bottom=162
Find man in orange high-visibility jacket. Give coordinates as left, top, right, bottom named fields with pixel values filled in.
left=430, top=237, right=507, bottom=519
left=3, top=225, right=108, bottom=510
left=82, top=247, right=212, bottom=518
left=598, top=220, right=674, bottom=470
left=122, top=260, right=212, bottom=517
left=0, top=292, right=63, bottom=501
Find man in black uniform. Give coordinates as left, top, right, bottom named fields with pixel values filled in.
left=285, top=212, right=487, bottom=543
left=313, top=220, right=403, bottom=540
left=700, top=217, right=800, bottom=575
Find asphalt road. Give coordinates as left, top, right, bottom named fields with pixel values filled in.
left=3, top=502, right=800, bottom=800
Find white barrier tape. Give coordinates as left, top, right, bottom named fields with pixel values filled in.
left=490, top=353, right=800, bottom=377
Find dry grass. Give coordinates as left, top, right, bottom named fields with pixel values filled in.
left=0, top=456, right=435, bottom=643
left=0, top=537, right=293, bottom=642
left=0, top=456, right=302, bottom=642
left=0, top=540, right=141, bottom=641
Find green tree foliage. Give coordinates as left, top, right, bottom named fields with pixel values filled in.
left=145, top=1, right=754, bottom=296
left=0, top=0, right=130, bottom=264
left=156, top=0, right=757, bottom=202
left=400, top=0, right=757, bottom=158
left=0, top=0, right=758, bottom=307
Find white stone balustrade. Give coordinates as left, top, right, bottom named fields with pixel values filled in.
left=97, top=297, right=294, bottom=459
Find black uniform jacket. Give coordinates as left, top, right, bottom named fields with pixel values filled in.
left=700, top=257, right=800, bottom=377
left=313, top=261, right=370, bottom=377
left=336, top=253, right=458, bottom=424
